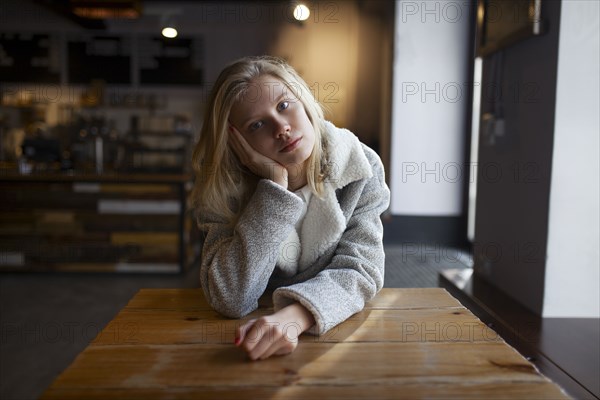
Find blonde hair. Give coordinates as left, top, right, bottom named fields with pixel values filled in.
left=190, top=56, right=329, bottom=224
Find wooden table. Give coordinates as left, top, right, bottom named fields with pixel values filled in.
left=41, top=288, right=568, bottom=399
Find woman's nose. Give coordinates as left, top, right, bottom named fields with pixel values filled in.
left=273, top=117, right=291, bottom=138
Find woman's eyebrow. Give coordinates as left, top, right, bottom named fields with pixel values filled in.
left=239, top=92, right=287, bottom=128
left=273, top=91, right=286, bottom=103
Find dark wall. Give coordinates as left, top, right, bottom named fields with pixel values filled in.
left=473, top=0, right=562, bottom=314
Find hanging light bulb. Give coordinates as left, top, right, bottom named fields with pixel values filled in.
left=162, top=26, right=178, bottom=38
left=293, top=4, right=310, bottom=21
left=161, top=14, right=178, bottom=38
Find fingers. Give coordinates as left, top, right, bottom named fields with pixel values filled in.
left=227, top=123, right=241, bottom=147
left=228, top=124, right=262, bottom=171
left=228, top=124, right=247, bottom=163
left=262, top=336, right=297, bottom=360
left=228, top=122, right=241, bottom=136
left=237, top=319, right=271, bottom=358
left=227, top=123, right=288, bottom=188
left=235, top=318, right=299, bottom=361
left=235, top=318, right=256, bottom=346
left=248, top=333, right=295, bottom=361
left=228, top=124, right=254, bottom=158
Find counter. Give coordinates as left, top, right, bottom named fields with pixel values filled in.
left=0, top=171, right=198, bottom=273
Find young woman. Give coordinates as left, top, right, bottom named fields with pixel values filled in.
left=190, top=56, right=390, bottom=361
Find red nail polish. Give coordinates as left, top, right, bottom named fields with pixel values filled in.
left=234, top=337, right=240, bottom=345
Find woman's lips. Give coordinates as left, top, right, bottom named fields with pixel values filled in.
left=280, top=137, right=302, bottom=153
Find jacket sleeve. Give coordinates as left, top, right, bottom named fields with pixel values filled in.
left=272, top=152, right=391, bottom=335
left=198, top=180, right=304, bottom=318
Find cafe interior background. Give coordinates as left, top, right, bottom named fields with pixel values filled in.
left=0, top=0, right=598, bottom=399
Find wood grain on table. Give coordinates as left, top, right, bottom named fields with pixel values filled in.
left=41, top=288, right=569, bottom=399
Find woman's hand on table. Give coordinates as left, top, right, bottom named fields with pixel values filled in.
left=234, top=302, right=315, bottom=361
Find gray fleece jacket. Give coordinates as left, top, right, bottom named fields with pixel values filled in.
left=198, top=121, right=391, bottom=335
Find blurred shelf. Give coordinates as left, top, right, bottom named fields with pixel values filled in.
left=0, top=171, right=192, bottom=183
left=130, top=130, right=193, bottom=137
left=0, top=177, right=200, bottom=273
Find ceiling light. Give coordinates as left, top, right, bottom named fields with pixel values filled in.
left=293, top=4, right=310, bottom=21
left=162, top=27, right=178, bottom=38
left=160, top=14, right=178, bottom=38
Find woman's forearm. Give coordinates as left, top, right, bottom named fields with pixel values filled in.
left=275, top=302, right=316, bottom=333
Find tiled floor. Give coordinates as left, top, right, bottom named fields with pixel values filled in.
left=0, top=244, right=471, bottom=400
left=384, top=243, right=472, bottom=288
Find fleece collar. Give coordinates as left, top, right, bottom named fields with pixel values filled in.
left=277, top=121, right=373, bottom=274
left=322, top=120, right=373, bottom=190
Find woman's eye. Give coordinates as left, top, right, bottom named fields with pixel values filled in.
left=277, top=101, right=289, bottom=112
left=249, top=121, right=263, bottom=131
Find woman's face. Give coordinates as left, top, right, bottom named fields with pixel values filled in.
left=229, top=75, right=316, bottom=170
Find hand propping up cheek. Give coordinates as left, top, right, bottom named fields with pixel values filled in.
left=228, top=124, right=289, bottom=189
